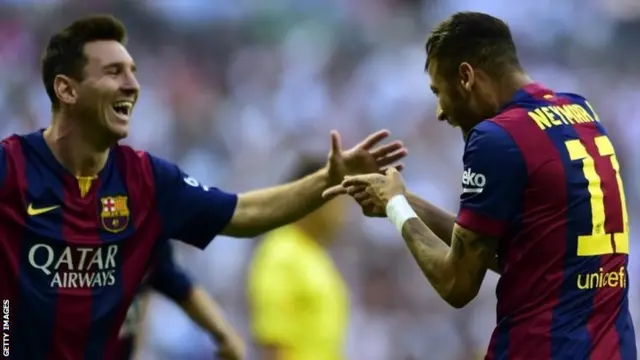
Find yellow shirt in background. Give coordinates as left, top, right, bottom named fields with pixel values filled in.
left=248, top=225, right=349, bottom=360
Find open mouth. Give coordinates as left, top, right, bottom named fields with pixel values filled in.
left=112, top=101, right=133, bottom=117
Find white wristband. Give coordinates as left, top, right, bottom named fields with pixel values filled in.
left=386, top=195, right=418, bottom=233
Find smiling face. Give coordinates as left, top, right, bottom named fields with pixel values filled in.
left=424, top=12, right=524, bottom=137
left=76, top=40, right=139, bottom=141
left=427, top=60, right=486, bottom=135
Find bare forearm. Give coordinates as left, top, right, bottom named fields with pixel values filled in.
left=406, top=193, right=500, bottom=274
left=400, top=218, right=459, bottom=303
left=224, top=167, right=330, bottom=237
left=406, top=192, right=456, bottom=244
left=180, top=286, right=234, bottom=340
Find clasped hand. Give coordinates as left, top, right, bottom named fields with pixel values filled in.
left=323, top=167, right=407, bottom=217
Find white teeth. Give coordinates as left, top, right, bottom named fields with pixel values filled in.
left=114, top=101, right=133, bottom=109
left=112, top=101, right=133, bottom=116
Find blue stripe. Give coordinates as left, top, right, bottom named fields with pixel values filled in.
left=586, top=106, right=637, bottom=359
left=493, top=317, right=510, bottom=360
left=614, top=289, right=637, bottom=359
left=491, top=211, right=525, bottom=360
left=0, top=144, right=7, bottom=185
left=545, top=118, right=598, bottom=359
left=83, top=156, right=134, bottom=360
left=13, top=138, right=66, bottom=359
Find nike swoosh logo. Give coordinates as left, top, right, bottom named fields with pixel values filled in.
left=27, top=204, right=60, bottom=216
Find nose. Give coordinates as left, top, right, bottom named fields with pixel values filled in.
left=436, top=106, right=447, bottom=121
left=120, top=73, right=140, bottom=98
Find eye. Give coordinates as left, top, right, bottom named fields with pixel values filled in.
left=104, top=66, right=122, bottom=76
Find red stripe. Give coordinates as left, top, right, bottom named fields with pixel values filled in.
left=48, top=176, right=102, bottom=360
left=102, top=149, right=162, bottom=359
left=574, top=124, right=624, bottom=360
left=489, top=106, right=568, bottom=359
left=0, top=137, right=28, bottom=357
left=456, top=208, right=508, bottom=237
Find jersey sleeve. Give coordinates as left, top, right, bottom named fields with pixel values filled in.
left=149, top=155, right=238, bottom=249
left=248, top=255, right=299, bottom=346
left=456, top=121, right=527, bottom=237
left=149, top=242, right=193, bottom=303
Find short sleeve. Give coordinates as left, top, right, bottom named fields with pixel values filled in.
left=456, top=121, right=527, bottom=237
left=149, top=242, right=193, bottom=303
left=248, top=256, right=299, bottom=346
left=149, top=155, right=238, bottom=249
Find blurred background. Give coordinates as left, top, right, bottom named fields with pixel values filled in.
left=2, top=0, right=640, bottom=359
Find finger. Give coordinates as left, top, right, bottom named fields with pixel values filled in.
left=329, top=130, right=342, bottom=155
left=361, top=198, right=376, bottom=206
left=370, top=141, right=404, bottom=158
left=341, top=174, right=381, bottom=187
left=357, top=129, right=390, bottom=150
left=354, top=191, right=370, bottom=202
left=322, top=184, right=347, bottom=199
left=376, top=149, right=408, bottom=167
left=385, top=166, right=400, bottom=175
left=349, top=191, right=371, bottom=204
left=380, top=163, right=405, bottom=174
left=346, top=185, right=367, bottom=196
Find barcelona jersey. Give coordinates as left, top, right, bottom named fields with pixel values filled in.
left=456, top=83, right=636, bottom=360
left=0, top=130, right=237, bottom=360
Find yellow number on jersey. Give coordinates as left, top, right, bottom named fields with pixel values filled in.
left=565, top=135, right=629, bottom=256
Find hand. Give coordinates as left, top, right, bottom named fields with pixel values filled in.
left=324, top=168, right=407, bottom=212
left=215, top=330, right=246, bottom=360
left=325, top=129, right=407, bottom=190
left=338, top=185, right=387, bottom=217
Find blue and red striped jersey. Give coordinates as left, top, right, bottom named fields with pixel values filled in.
left=456, top=83, right=636, bottom=360
left=0, top=130, right=237, bottom=360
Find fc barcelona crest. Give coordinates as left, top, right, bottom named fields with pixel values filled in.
left=100, top=196, right=130, bottom=233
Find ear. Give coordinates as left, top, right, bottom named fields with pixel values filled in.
left=53, top=74, right=78, bottom=106
left=458, top=62, right=475, bottom=91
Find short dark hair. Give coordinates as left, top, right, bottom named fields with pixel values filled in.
left=41, top=15, right=127, bottom=109
left=287, top=157, right=326, bottom=182
left=425, top=12, right=520, bottom=77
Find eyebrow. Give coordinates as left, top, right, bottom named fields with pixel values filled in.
left=103, top=62, right=137, bottom=72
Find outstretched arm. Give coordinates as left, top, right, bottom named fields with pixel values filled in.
left=222, top=130, right=406, bottom=238
left=222, top=167, right=330, bottom=237
left=151, top=130, right=405, bottom=247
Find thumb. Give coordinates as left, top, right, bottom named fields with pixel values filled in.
left=385, top=167, right=399, bottom=177
left=329, top=130, right=342, bottom=156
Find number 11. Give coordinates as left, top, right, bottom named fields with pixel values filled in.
left=565, top=135, right=629, bottom=256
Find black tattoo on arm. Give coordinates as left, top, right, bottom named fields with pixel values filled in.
left=450, top=225, right=499, bottom=289
left=401, top=218, right=458, bottom=303
left=400, top=219, right=500, bottom=308
left=405, top=193, right=500, bottom=274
